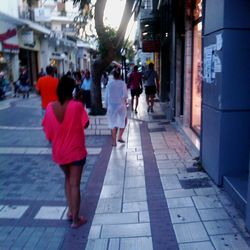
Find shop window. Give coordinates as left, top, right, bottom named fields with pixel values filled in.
left=191, top=0, right=202, bottom=135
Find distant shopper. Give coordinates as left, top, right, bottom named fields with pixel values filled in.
left=105, top=67, right=128, bottom=146
left=80, top=70, right=92, bottom=109
left=42, top=75, right=89, bottom=229
left=73, top=71, right=82, bottom=97
left=19, top=67, right=30, bottom=99
left=101, top=71, right=109, bottom=88
left=36, top=65, right=59, bottom=114
left=128, top=65, right=143, bottom=114
left=38, top=68, right=46, bottom=79
left=143, top=63, right=159, bottom=113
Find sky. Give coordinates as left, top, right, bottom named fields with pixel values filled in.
left=104, top=0, right=136, bottom=42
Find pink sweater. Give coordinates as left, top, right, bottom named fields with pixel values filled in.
left=42, top=100, right=89, bottom=165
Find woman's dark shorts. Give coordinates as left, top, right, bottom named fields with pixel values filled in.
left=131, top=88, right=141, bottom=97
left=145, top=85, right=156, bottom=95
left=60, top=157, right=86, bottom=168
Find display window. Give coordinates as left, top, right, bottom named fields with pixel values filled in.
left=191, top=0, right=202, bottom=135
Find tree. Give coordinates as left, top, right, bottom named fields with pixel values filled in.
left=73, top=0, right=138, bottom=115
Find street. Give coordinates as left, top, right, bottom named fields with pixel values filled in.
left=0, top=94, right=249, bottom=249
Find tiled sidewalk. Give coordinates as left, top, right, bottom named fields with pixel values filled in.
left=0, top=94, right=250, bottom=249
left=84, top=96, right=250, bottom=249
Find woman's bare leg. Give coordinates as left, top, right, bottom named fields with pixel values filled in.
left=111, top=128, right=117, bottom=146
left=135, top=96, right=139, bottom=112
left=131, top=96, right=134, bottom=111
left=60, top=165, right=72, bottom=217
left=69, top=165, right=84, bottom=225
left=118, top=118, right=127, bottom=141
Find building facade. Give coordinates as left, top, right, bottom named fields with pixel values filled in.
left=138, top=0, right=250, bottom=229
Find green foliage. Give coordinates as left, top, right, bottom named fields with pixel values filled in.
left=98, top=27, right=117, bottom=58
left=125, top=41, right=135, bottom=62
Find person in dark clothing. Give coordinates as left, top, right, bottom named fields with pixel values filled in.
left=19, top=67, right=30, bottom=99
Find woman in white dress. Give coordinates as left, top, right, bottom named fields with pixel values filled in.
left=105, top=68, right=128, bottom=146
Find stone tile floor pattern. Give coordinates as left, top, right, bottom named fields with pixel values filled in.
left=0, top=94, right=250, bottom=249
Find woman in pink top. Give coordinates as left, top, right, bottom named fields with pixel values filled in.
left=42, top=75, right=89, bottom=228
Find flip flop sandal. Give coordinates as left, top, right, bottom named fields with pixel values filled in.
left=71, top=216, right=87, bottom=229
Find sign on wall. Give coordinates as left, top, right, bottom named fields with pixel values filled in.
left=21, top=30, right=34, bottom=46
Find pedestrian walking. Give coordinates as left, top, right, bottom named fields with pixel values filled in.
left=105, top=67, right=128, bottom=146
left=42, top=75, right=89, bottom=228
left=18, top=66, right=30, bottom=99
left=101, top=71, right=109, bottom=88
left=38, top=68, right=46, bottom=79
left=143, top=62, right=159, bottom=113
left=73, top=71, right=82, bottom=98
left=80, top=70, right=92, bottom=110
left=128, top=65, right=143, bottom=114
left=36, top=65, right=59, bottom=115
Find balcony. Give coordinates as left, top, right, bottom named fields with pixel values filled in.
left=19, top=9, right=35, bottom=21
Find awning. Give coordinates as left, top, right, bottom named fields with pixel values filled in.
left=0, top=11, right=26, bottom=25
left=0, top=11, right=51, bottom=35
left=21, top=19, right=51, bottom=35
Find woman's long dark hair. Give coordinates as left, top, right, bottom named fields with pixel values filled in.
left=57, top=75, right=75, bottom=105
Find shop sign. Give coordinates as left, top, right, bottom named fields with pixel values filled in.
left=22, top=30, right=34, bottom=46
left=142, top=40, right=160, bottom=52
left=0, top=28, right=19, bottom=53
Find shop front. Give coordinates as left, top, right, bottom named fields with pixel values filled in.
left=18, top=29, right=40, bottom=87
left=0, top=21, right=20, bottom=88
left=191, top=0, right=202, bottom=135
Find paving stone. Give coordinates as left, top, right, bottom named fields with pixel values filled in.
left=88, top=225, right=101, bottom=239
left=204, top=220, right=238, bottom=235
left=169, top=207, right=200, bottom=224
left=34, top=206, right=66, bottom=220
left=123, top=201, right=148, bottom=212
left=124, top=187, right=147, bottom=203
left=159, top=168, right=180, bottom=175
left=108, top=238, right=120, bottom=250
left=0, top=205, right=29, bottom=219
left=101, top=223, right=151, bottom=238
left=192, top=195, right=223, bottom=209
left=125, top=176, right=145, bottom=188
left=194, top=187, right=219, bottom=196
left=157, top=160, right=185, bottom=169
left=173, top=222, right=209, bottom=243
left=211, top=234, right=250, bottom=249
left=85, top=239, right=109, bottom=250
left=126, top=166, right=145, bottom=177
left=96, top=198, right=122, bottom=214
left=198, top=208, right=230, bottom=221
left=167, top=197, right=194, bottom=208
left=139, top=211, right=150, bottom=222
left=165, top=189, right=195, bottom=198
left=178, top=172, right=208, bottom=180
left=92, top=212, right=138, bottom=225
left=161, top=175, right=182, bottom=190
left=120, top=237, right=153, bottom=250
left=179, top=241, right=215, bottom=250
left=100, top=185, right=123, bottom=199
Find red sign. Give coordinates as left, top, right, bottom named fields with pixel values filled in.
left=142, top=40, right=160, bottom=52
left=0, top=28, right=19, bottom=52
left=0, top=29, right=17, bottom=41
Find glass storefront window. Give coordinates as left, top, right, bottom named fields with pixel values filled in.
left=191, top=0, right=202, bottom=135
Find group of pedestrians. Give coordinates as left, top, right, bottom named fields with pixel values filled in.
left=36, top=66, right=93, bottom=228
left=34, top=62, right=159, bottom=229
left=105, top=62, right=159, bottom=146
